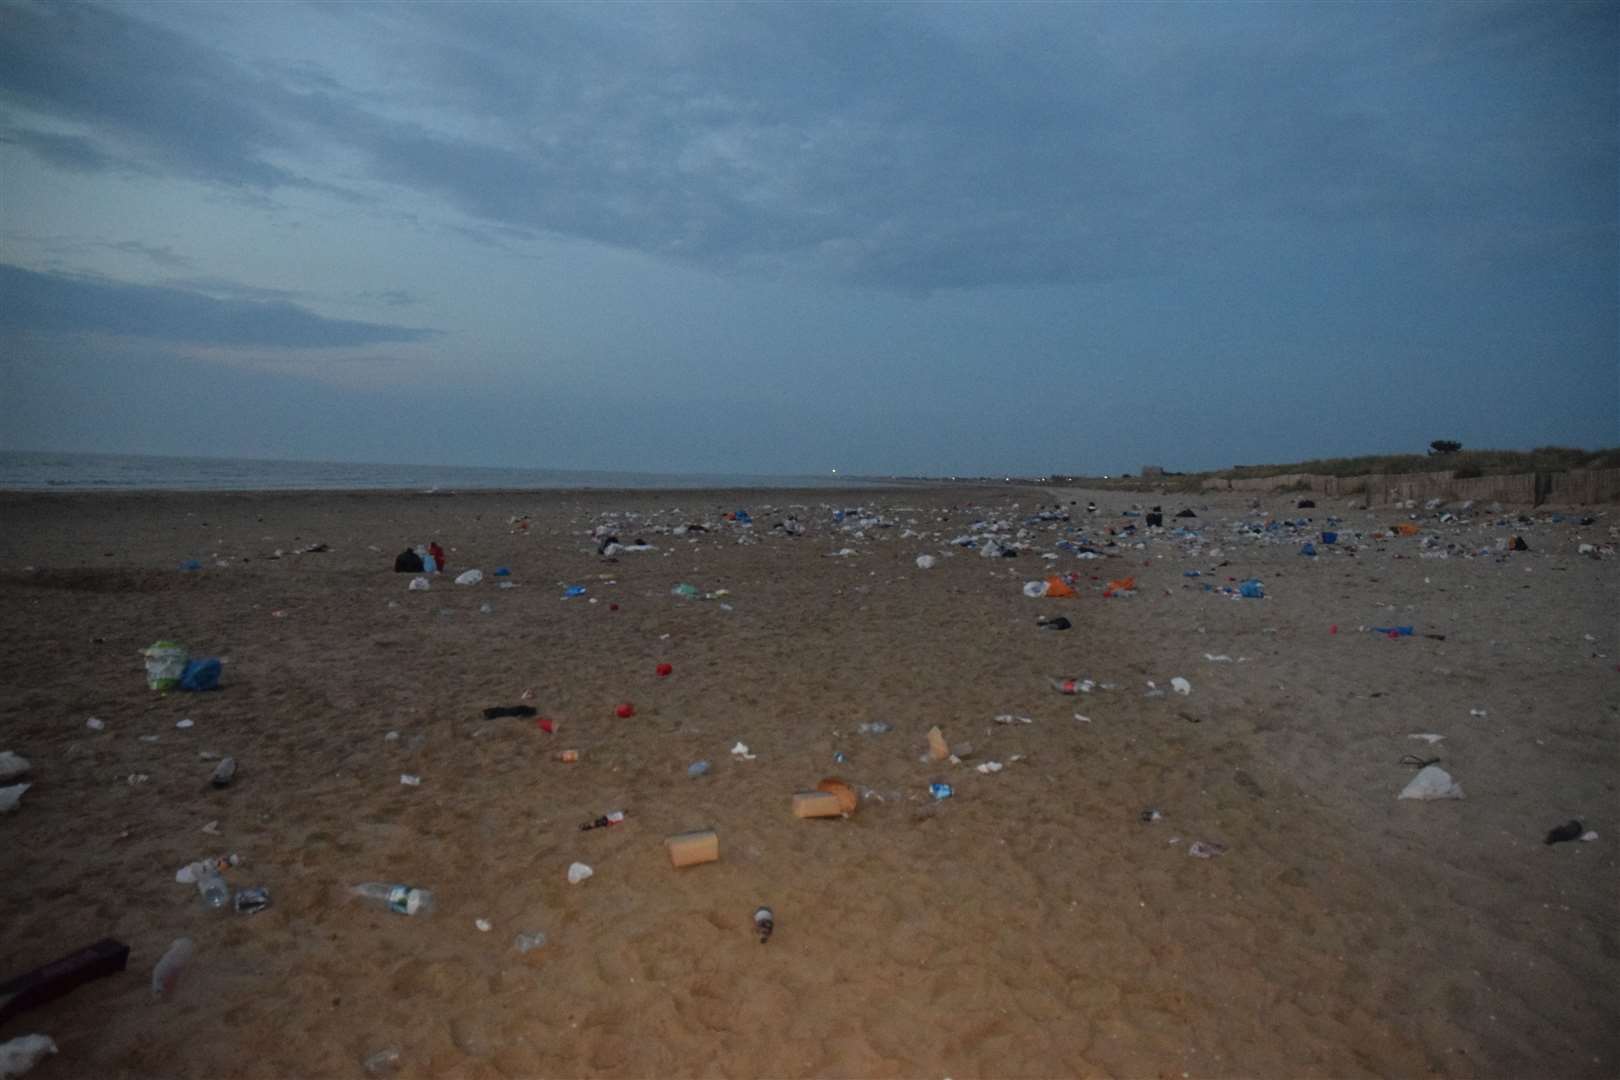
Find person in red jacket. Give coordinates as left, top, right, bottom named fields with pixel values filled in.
left=428, top=541, right=446, bottom=574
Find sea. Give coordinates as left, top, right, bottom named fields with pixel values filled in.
left=0, top=451, right=901, bottom=492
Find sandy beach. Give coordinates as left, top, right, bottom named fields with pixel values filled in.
left=0, top=484, right=1615, bottom=1079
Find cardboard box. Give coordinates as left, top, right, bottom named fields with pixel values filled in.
left=792, top=790, right=845, bottom=818
left=666, top=829, right=719, bottom=868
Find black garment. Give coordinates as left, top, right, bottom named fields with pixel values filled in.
left=394, top=549, right=424, bottom=573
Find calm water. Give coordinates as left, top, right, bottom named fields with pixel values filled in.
left=0, top=451, right=897, bottom=492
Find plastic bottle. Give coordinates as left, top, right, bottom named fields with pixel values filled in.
left=152, top=937, right=195, bottom=996
left=351, top=882, right=434, bottom=916
left=211, top=757, right=237, bottom=788
left=196, top=867, right=229, bottom=909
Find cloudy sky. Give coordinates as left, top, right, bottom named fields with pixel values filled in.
left=2, top=1, right=1614, bottom=476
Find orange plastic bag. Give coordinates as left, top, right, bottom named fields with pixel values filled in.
left=1103, top=576, right=1136, bottom=597
left=1044, top=576, right=1076, bottom=598
left=1394, top=523, right=1421, bottom=537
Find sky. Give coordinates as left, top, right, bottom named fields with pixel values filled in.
left=1, top=0, right=1615, bottom=477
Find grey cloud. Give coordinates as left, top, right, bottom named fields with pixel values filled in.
left=3, top=1, right=1612, bottom=292
left=0, top=126, right=135, bottom=174
left=0, top=263, right=438, bottom=348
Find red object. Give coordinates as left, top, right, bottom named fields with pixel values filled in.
left=656, top=663, right=673, bottom=677
left=609, top=603, right=620, bottom=611
left=428, top=542, right=446, bottom=572
left=537, top=718, right=555, bottom=734
left=1330, top=625, right=1338, bottom=635
left=616, top=703, right=635, bottom=718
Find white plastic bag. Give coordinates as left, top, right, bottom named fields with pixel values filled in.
left=0, top=784, right=29, bottom=814
left=1022, top=580, right=1049, bottom=598
left=0, top=1034, right=57, bottom=1078
left=408, top=577, right=430, bottom=591
left=454, top=569, right=483, bottom=586
left=1398, top=765, right=1464, bottom=801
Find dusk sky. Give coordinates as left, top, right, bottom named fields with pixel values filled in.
left=2, top=1, right=1615, bottom=477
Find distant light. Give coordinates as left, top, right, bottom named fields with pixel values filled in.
left=831, top=468, right=838, bottom=473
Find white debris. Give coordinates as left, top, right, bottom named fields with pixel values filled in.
left=85, top=717, right=106, bottom=731
left=915, top=555, right=937, bottom=569
left=975, top=761, right=1004, bottom=774
left=408, top=577, right=430, bottom=591
left=993, top=714, right=1033, bottom=725
left=454, top=569, right=484, bottom=586
left=474, top=918, right=492, bottom=932
left=1398, top=765, right=1465, bottom=801
left=400, top=774, right=422, bottom=786
left=1407, top=733, right=1445, bottom=744
left=730, top=742, right=757, bottom=760
left=0, top=1034, right=58, bottom=1078
left=0, top=752, right=29, bottom=784
left=1170, top=677, right=1192, bottom=696
left=566, top=862, right=593, bottom=885
left=0, top=784, right=29, bottom=814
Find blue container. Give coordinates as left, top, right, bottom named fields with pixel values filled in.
left=179, top=657, right=222, bottom=692
left=1239, top=579, right=1264, bottom=599
left=1321, top=531, right=1338, bottom=545
left=929, top=782, right=953, bottom=800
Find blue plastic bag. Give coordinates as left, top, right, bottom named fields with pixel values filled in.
left=1239, top=579, right=1265, bottom=599
left=179, top=657, right=222, bottom=692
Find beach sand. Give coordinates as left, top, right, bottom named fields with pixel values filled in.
left=0, top=485, right=1615, bottom=1078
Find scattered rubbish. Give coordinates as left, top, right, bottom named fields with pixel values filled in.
left=1022, top=580, right=1049, bottom=598
left=481, top=705, right=538, bottom=719
left=0, top=753, right=28, bottom=784
left=1203, top=654, right=1234, bottom=662
left=1300, top=542, right=1317, bottom=557
left=0, top=785, right=29, bottom=814
left=1469, top=708, right=1488, bottom=718
left=993, top=714, right=1033, bottom=725
left=1037, top=615, right=1072, bottom=630
left=915, top=555, right=937, bottom=569
left=671, top=583, right=700, bottom=599
left=1103, top=577, right=1136, bottom=597
left=85, top=717, right=105, bottom=731
left=399, top=774, right=422, bottom=786
left=210, top=757, right=237, bottom=788
left=566, top=862, right=594, bottom=885
left=556, top=749, right=579, bottom=763
left=857, top=721, right=893, bottom=735
left=1073, top=713, right=1091, bottom=723
left=1544, top=820, right=1584, bottom=845
left=1188, top=841, right=1227, bottom=859
left=1170, top=677, right=1192, bottom=696
left=1398, top=754, right=1441, bottom=768
left=563, top=584, right=587, bottom=598
left=536, top=718, right=555, bottom=734
left=514, top=932, right=547, bottom=954
left=1398, top=765, right=1465, bottom=801
left=666, top=829, right=719, bottom=868
left=929, top=782, right=954, bottom=800
left=0, top=938, right=129, bottom=1024
left=362, top=1047, right=402, bottom=1076
left=493, top=567, right=510, bottom=577
left=1238, top=579, right=1264, bottom=599
left=927, top=726, right=950, bottom=761
left=1140, top=808, right=1163, bottom=823
left=352, top=883, right=434, bottom=915
left=792, top=790, right=844, bottom=818
left=656, top=663, right=673, bottom=677
left=142, top=641, right=188, bottom=690
left=730, top=742, right=756, bottom=760
left=1371, top=626, right=1415, bottom=637
left=975, top=761, right=1003, bottom=774
left=1050, top=677, right=1094, bottom=694
left=454, top=569, right=483, bottom=586
left=1581, top=831, right=1599, bottom=842
left=475, top=919, right=492, bottom=932
left=151, top=937, right=195, bottom=997
left=232, top=887, right=271, bottom=914
left=175, top=718, right=194, bottom=729
left=580, top=810, right=626, bottom=831
left=815, top=777, right=859, bottom=814
left=1407, top=733, right=1445, bottom=744
left=687, top=760, right=711, bottom=778
left=178, top=658, right=222, bottom=692
left=753, top=906, right=774, bottom=944
left=0, top=1035, right=56, bottom=1078
left=408, top=577, right=430, bottom=591
left=616, top=703, right=636, bottom=718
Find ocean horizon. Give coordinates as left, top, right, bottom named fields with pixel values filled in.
left=0, top=450, right=913, bottom=493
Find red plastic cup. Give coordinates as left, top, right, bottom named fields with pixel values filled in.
left=656, top=663, right=673, bottom=678
left=616, top=703, right=635, bottom=718
left=537, top=718, right=555, bottom=734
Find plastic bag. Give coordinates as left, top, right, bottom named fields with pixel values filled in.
left=1398, top=765, right=1464, bottom=801
left=179, top=658, right=222, bottom=692
left=142, top=641, right=189, bottom=690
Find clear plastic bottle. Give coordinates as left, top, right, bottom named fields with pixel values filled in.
left=351, top=882, right=434, bottom=916
left=152, top=937, right=195, bottom=996
left=196, top=867, right=229, bottom=909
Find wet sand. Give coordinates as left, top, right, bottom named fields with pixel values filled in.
left=0, top=485, right=1615, bottom=1078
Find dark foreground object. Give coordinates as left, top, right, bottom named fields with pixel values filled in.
left=0, top=938, right=130, bottom=1026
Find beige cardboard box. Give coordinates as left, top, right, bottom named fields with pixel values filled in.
left=792, top=790, right=844, bottom=818
left=666, top=829, right=719, bottom=867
